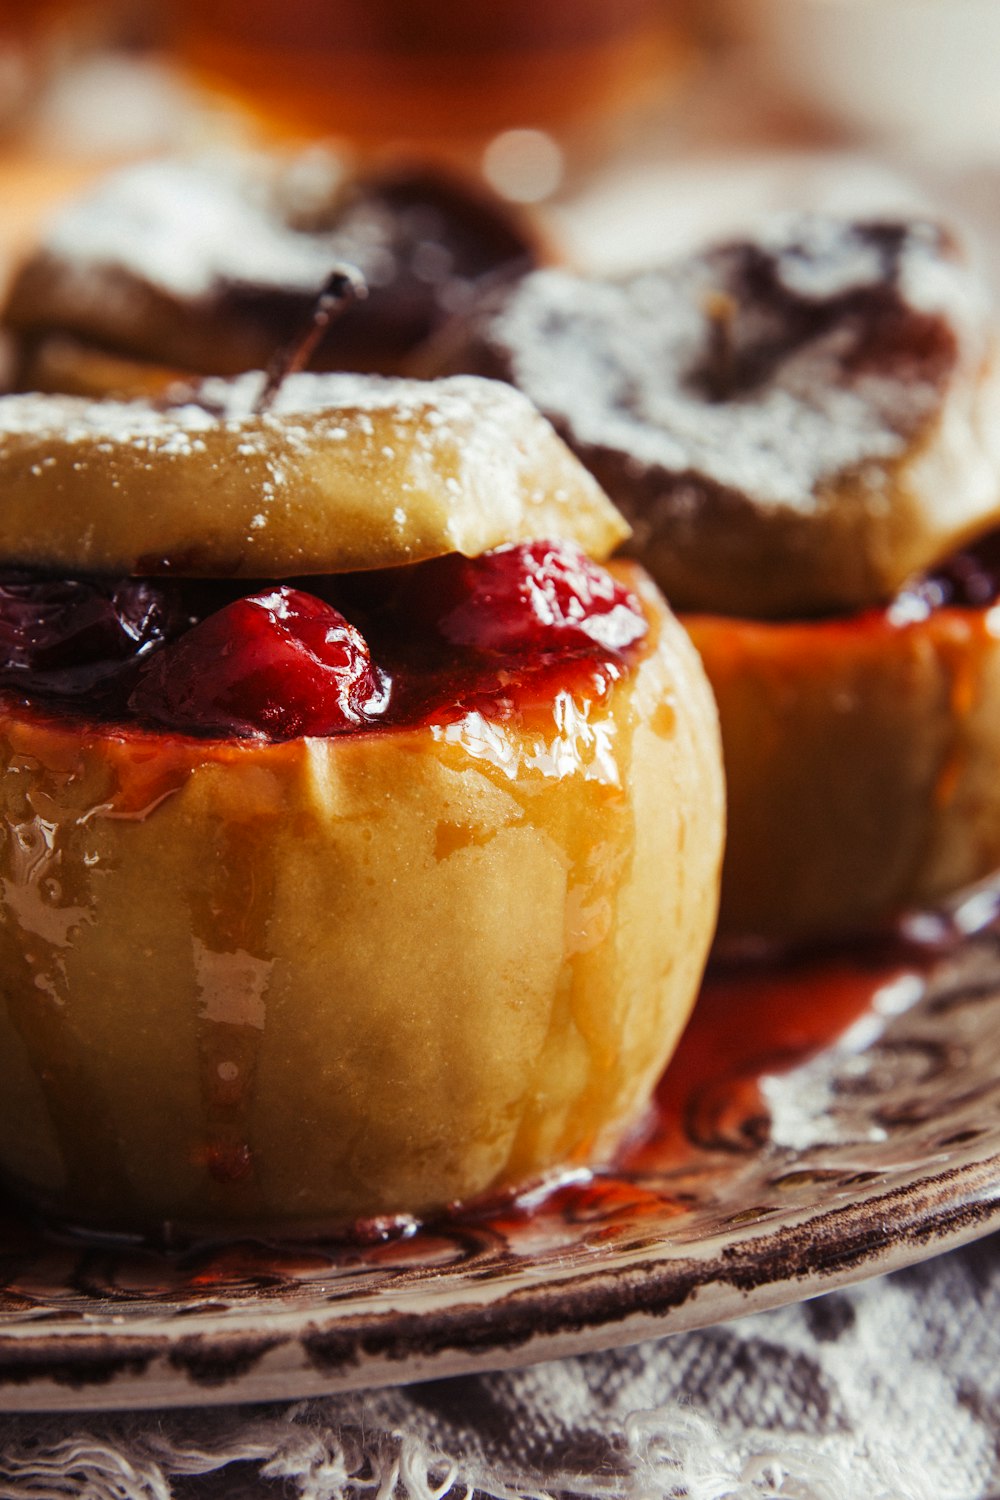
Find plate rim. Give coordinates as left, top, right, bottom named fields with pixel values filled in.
left=1, top=1145, right=999, bottom=1412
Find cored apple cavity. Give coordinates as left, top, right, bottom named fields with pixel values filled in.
left=0, top=540, right=648, bottom=740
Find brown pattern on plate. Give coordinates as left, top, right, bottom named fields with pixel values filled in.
left=2, top=915, right=1000, bottom=1410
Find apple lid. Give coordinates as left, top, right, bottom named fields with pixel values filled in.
left=0, top=373, right=628, bottom=576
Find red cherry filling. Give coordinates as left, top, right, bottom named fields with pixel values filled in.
left=0, top=576, right=181, bottom=698
left=0, top=541, right=649, bottom=740
left=128, top=588, right=389, bottom=739
left=369, top=540, right=647, bottom=658
left=438, top=540, right=647, bottom=656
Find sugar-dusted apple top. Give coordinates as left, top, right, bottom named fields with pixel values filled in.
left=442, top=216, right=1000, bottom=618
left=0, top=373, right=628, bottom=576
left=4, top=153, right=543, bottom=383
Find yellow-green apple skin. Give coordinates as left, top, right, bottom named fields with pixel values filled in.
left=0, top=572, right=724, bottom=1236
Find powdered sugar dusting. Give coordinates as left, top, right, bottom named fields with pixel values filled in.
left=0, top=373, right=594, bottom=540
left=484, top=217, right=982, bottom=514
left=16, top=153, right=539, bottom=384
left=0, top=389, right=219, bottom=453
left=43, top=157, right=341, bottom=300
left=0, top=371, right=622, bottom=574
left=0, top=372, right=536, bottom=449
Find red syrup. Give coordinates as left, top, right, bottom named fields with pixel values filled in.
left=431, top=934, right=936, bottom=1254
left=163, top=937, right=940, bottom=1277
left=627, top=940, right=929, bottom=1168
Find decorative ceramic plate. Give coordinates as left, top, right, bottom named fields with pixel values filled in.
left=2, top=917, right=1000, bottom=1413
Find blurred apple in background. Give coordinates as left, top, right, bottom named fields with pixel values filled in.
left=0, top=1, right=160, bottom=132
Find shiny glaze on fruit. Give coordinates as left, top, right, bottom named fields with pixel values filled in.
left=0, top=539, right=648, bottom=1211
left=0, top=922, right=950, bottom=1255
left=0, top=557, right=720, bottom=1236
left=682, top=524, right=1000, bottom=941
left=0, top=541, right=647, bottom=740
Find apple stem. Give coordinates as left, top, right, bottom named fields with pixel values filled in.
left=255, top=265, right=369, bottom=414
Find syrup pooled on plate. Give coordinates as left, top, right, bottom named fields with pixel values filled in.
left=4, top=902, right=1000, bottom=1416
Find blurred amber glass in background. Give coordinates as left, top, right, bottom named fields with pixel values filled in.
left=169, top=0, right=686, bottom=149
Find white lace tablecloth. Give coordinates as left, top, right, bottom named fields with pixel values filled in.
left=0, top=1231, right=997, bottom=1500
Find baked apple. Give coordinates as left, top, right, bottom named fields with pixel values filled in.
left=438, top=216, right=1000, bottom=940
left=686, top=537, right=1000, bottom=938
left=3, top=154, right=543, bottom=398
left=0, top=373, right=724, bottom=1236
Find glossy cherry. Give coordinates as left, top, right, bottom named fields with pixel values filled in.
left=129, top=587, right=388, bottom=738
left=0, top=576, right=175, bottom=696
left=391, top=540, right=647, bottom=658
left=0, top=544, right=649, bottom=739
